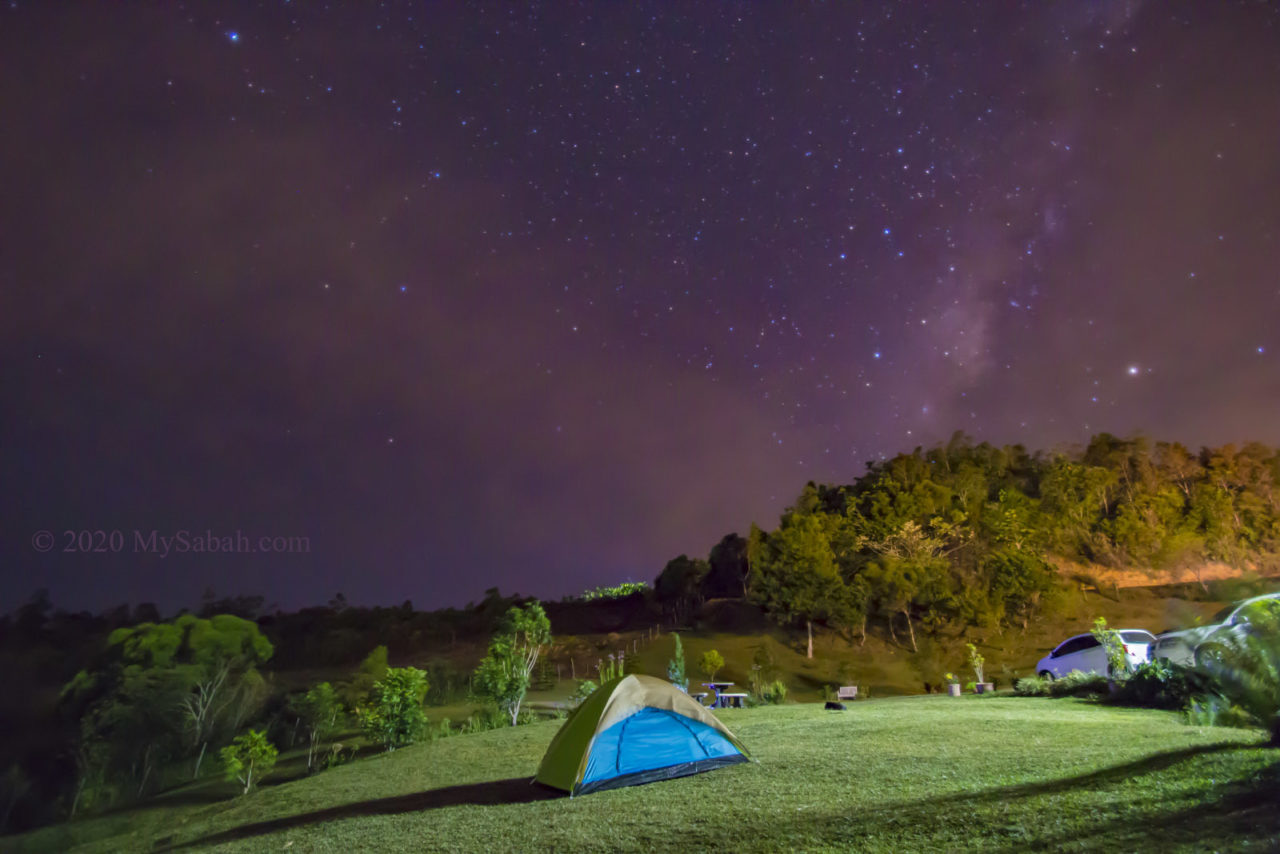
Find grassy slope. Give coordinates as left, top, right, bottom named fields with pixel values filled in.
left=9, top=697, right=1279, bottom=854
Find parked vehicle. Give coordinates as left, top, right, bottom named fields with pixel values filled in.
left=1035, top=629, right=1157, bottom=679
left=1150, top=592, right=1280, bottom=668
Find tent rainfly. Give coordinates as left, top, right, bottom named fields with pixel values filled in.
left=534, top=673, right=751, bottom=796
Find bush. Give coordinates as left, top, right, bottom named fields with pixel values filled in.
left=667, top=633, right=687, bottom=690
left=1049, top=670, right=1110, bottom=697
left=570, top=679, right=598, bottom=707
left=764, top=680, right=788, bottom=704
left=1187, top=695, right=1259, bottom=731
left=1015, top=675, right=1050, bottom=696
left=1110, top=659, right=1211, bottom=710
left=1192, top=632, right=1280, bottom=745
left=460, top=704, right=508, bottom=734
left=357, top=667, right=429, bottom=751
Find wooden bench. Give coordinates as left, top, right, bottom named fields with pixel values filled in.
left=692, top=692, right=710, bottom=705
left=836, top=686, right=858, bottom=701
left=718, top=693, right=748, bottom=708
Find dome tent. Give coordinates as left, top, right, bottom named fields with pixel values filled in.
left=535, top=673, right=750, bottom=796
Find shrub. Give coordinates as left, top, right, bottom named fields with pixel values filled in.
left=320, top=742, right=354, bottom=770
left=220, top=730, right=277, bottom=795
left=699, top=649, right=725, bottom=680
left=1187, top=695, right=1258, bottom=731
left=765, top=680, right=788, bottom=704
left=1015, top=675, right=1050, bottom=696
left=570, top=679, right=598, bottom=706
left=357, top=667, right=429, bottom=751
left=1110, top=659, right=1210, bottom=710
left=1192, top=632, right=1280, bottom=745
left=460, top=704, right=508, bottom=734
left=966, top=643, right=986, bottom=684
left=667, top=633, right=687, bottom=690
left=1047, top=670, right=1110, bottom=698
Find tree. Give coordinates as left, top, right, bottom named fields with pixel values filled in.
left=292, top=682, right=343, bottom=771
left=705, top=533, right=750, bottom=598
left=64, top=613, right=274, bottom=788
left=748, top=516, right=850, bottom=658
left=220, top=729, right=278, bottom=794
left=655, top=555, right=709, bottom=625
left=472, top=602, right=552, bottom=725
left=666, top=633, right=687, bottom=690
left=357, top=667, right=429, bottom=751
left=341, top=644, right=389, bottom=707
left=982, top=548, right=1055, bottom=631
left=699, top=649, right=725, bottom=680
left=167, top=614, right=274, bottom=777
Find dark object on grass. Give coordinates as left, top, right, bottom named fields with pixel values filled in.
left=824, top=701, right=846, bottom=711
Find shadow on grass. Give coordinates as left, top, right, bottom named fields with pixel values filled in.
left=801, top=743, right=1277, bottom=850
left=162, top=777, right=563, bottom=850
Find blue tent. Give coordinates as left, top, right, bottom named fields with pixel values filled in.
left=535, top=674, right=751, bottom=796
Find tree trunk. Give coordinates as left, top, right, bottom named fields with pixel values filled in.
left=888, top=614, right=899, bottom=646
left=137, top=744, right=154, bottom=797
left=806, top=620, right=813, bottom=659
left=859, top=614, right=867, bottom=646
left=70, top=776, right=86, bottom=818
left=193, top=741, right=208, bottom=780
left=903, top=608, right=918, bottom=652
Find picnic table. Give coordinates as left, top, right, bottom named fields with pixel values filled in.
left=700, top=682, right=746, bottom=709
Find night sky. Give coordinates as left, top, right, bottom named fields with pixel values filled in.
left=3, top=2, right=1279, bottom=614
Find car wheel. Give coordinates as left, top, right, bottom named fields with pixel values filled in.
left=1038, top=670, right=1054, bottom=681
left=1194, top=643, right=1231, bottom=671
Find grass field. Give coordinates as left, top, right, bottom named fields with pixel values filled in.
left=8, top=695, right=1279, bottom=853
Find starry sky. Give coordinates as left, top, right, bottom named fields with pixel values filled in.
left=3, top=2, right=1279, bottom=614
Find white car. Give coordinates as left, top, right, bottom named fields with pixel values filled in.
left=1035, top=629, right=1157, bottom=679
left=1150, top=592, right=1280, bottom=668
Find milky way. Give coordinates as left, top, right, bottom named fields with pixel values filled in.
left=2, top=2, right=1278, bottom=612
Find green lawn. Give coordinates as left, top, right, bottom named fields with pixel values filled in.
left=8, top=696, right=1279, bottom=853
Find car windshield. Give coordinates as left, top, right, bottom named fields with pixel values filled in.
left=1120, top=631, right=1154, bottom=643
left=1209, top=604, right=1237, bottom=624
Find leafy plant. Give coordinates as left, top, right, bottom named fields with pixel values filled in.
left=570, top=679, right=599, bottom=706
left=765, top=679, right=788, bottom=704
left=1014, top=675, right=1050, bottom=696
left=1091, top=617, right=1130, bottom=678
left=667, top=633, right=687, bottom=690
left=1109, top=659, right=1210, bottom=710
left=472, top=602, right=552, bottom=725
left=1193, top=631, right=1280, bottom=745
left=460, top=704, right=508, bottom=734
left=1048, top=670, right=1110, bottom=698
left=699, top=649, right=726, bottom=680
left=291, top=682, right=343, bottom=772
left=357, top=667, right=429, bottom=751
left=597, top=654, right=622, bottom=684
left=966, top=643, right=985, bottom=684
left=220, top=729, right=277, bottom=795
